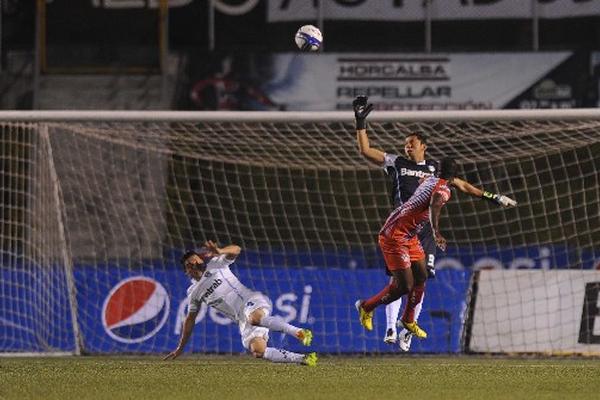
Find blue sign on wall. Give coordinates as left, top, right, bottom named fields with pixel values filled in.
left=73, top=266, right=471, bottom=354
left=0, top=266, right=76, bottom=353
left=5, top=241, right=596, bottom=354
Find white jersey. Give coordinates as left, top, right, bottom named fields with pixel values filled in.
left=186, top=254, right=257, bottom=322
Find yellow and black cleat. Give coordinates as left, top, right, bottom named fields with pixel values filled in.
left=400, top=320, right=427, bottom=339
left=296, top=329, right=313, bottom=346
left=303, top=352, right=318, bottom=367
left=355, top=300, right=373, bottom=331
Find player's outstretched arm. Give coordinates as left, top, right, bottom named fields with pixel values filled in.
left=429, top=192, right=447, bottom=251
left=204, top=240, right=241, bottom=260
left=452, top=177, right=517, bottom=208
left=164, top=311, right=198, bottom=360
left=353, top=96, right=385, bottom=165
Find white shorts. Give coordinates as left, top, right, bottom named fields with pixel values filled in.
left=239, top=292, right=272, bottom=350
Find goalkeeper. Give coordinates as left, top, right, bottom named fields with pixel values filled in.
left=353, top=95, right=517, bottom=351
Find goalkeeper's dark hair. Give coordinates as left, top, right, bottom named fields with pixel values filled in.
left=438, top=157, right=457, bottom=180
left=406, top=132, right=428, bottom=145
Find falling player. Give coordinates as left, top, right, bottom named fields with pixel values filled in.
left=164, top=240, right=317, bottom=366
left=353, top=95, right=517, bottom=350
left=356, top=158, right=458, bottom=339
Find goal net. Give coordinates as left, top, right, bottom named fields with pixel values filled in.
left=1, top=110, right=599, bottom=355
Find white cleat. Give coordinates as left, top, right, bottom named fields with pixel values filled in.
left=383, top=328, right=397, bottom=345
left=397, top=328, right=413, bottom=352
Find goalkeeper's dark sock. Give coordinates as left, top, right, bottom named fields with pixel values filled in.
left=402, top=283, right=425, bottom=322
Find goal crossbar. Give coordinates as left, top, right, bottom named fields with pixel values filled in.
left=1, top=109, right=599, bottom=356
left=2, top=109, right=600, bottom=122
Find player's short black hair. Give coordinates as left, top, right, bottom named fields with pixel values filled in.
left=181, top=246, right=214, bottom=270
left=180, top=250, right=201, bottom=270
left=405, top=132, right=428, bottom=146
left=438, top=157, right=457, bottom=180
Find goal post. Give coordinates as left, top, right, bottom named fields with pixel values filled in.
left=1, top=109, right=599, bottom=356
left=1, top=122, right=80, bottom=355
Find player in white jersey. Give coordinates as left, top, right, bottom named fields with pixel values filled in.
left=164, top=240, right=317, bottom=366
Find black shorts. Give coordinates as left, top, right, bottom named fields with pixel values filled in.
left=417, top=223, right=437, bottom=269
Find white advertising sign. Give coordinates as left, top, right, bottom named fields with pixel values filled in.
left=469, top=270, right=600, bottom=354
left=263, top=52, right=570, bottom=111
left=268, top=0, right=600, bottom=21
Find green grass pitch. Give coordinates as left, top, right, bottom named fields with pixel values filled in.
left=1, top=355, right=599, bottom=400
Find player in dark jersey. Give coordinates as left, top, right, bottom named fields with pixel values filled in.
left=356, top=158, right=457, bottom=339
left=353, top=95, right=517, bottom=350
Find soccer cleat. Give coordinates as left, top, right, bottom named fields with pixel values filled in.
left=355, top=300, right=373, bottom=331
left=400, top=320, right=427, bottom=339
left=296, top=329, right=313, bottom=346
left=303, top=352, right=318, bottom=367
left=383, top=328, right=397, bottom=344
left=397, top=328, right=413, bottom=352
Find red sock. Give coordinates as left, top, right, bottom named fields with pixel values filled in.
left=402, top=283, right=425, bottom=323
left=362, top=284, right=394, bottom=312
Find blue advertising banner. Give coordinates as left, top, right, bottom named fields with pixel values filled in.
left=74, top=266, right=471, bottom=355
left=232, top=245, right=600, bottom=271
left=3, top=242, right=598, bottom=353
left=0, top=266, right=76, bottom=352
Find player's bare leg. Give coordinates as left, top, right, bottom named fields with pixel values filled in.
left=400, top=259, right=428, bottom=339
left=357, top=269, right=412, bottom=331
left=248, top=308, right=312, bottom=346
left=397, top=295, right=423, bottom=351
left=397, top=258, right=428, bottom=350
left=249, top=336, right=268, bottom=358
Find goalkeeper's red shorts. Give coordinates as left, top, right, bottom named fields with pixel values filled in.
left=378, top=233, right=424, bottom=272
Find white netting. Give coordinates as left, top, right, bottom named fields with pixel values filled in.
left=1, top=123, right=78, bottom=354
left=1, top=111, right=599, bottom=355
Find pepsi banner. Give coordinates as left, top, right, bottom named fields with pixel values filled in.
left=74, top=266, right=471, bottom=354
left=3, top=243, right=598, bottom=353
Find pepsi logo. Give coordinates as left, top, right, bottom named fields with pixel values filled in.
left=102, top=276, right=170, bottom=343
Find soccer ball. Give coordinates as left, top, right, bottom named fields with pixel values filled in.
left=294, top=25, right=322, bottom=52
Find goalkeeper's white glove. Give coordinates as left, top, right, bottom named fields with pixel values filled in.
left=482, top=191, right=517, bottom=208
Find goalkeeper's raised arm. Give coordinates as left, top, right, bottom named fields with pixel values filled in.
left=353, top=95, right=384, bottom=165
left=352, top=95, right=517, bottom=209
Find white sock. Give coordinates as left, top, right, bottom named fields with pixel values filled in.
left=385, top=298, right=402, bottom=332
left=259, top=315, right=301, bottom=337
left=263, top=347, right=305, bottom=364
left=414, top=293, right=424, bottom=321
